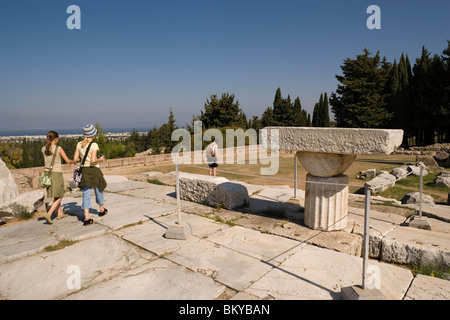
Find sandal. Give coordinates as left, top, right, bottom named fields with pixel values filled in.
left=57, top=214, right=68, bottom=220
left=99, top=208, right=108, bottom=217
left=44, top=213, right=53, bottom=225
left=83, top=218, right=93, bottom=226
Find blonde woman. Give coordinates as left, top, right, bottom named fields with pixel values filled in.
left=41, top=131, right=76, bottom=224
left=73, top=124, right=107, bottom=226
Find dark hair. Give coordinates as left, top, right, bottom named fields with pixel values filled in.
left=211, top=137, right=216, bottom=142
left=44, top=131, right=59, bottom=156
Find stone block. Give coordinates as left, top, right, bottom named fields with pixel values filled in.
left=391, top=166, right=408, bottom=180
left=304, top=174, right=348, bottom=231
left=381, top=227, right=450, bottom=268
left=407, top=165, right=428, bottom=176
left=0, top=157, right=19, bottom=204
left=164, top=223, right=193, bottom=240
left=366, top=171, right=396, bottom=194
left=366, top=169, right=376, bottom=179
left=434, top=172, right=450, bottom=188
left=401, top=192, right=435, bottom=205
left=341, top=285, right=387, bottom=300
left=0, top=190, right=45, bottom=219
left=179, top=173, right=249, bottom=210
left=263, top=127, right=404, bottom=155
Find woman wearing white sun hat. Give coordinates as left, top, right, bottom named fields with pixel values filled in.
left=73, top=124, right=108, bottom=226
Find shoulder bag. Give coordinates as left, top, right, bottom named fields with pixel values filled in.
left=38, top=146, right=59, bottom=188
left=73, top=142, right=93, bottom=186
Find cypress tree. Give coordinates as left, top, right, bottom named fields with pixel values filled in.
left=323, top=92, right=330, bottom=127
left=312, top=102, right=320, bottom=127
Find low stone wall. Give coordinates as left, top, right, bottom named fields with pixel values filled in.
left=11, top=144, right=285, bottom=189
left=12, top=153, right=174, bottom=189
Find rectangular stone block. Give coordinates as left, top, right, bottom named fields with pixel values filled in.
left=179, top=173, right=249, bottom=210
left=263, top=127, right=403, bottom=155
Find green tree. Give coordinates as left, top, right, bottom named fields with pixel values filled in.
left=388, top=54, right=412, bottom=146
left=21, top=138, right=31, bottom=168
left=292, top=97, right=308, bottom=126
left=330, top=49, right=392, bottom=128
left=0, top=142, right=22, bottom=169
left=199, top=93, right=243, bottom=128
left=260, top=106, right=275, bottom=127
left=312, top=93, right=331, bottom=127
left=272, top=88, right=294, bottom=125
left=323, top=92, right=330, bottom=127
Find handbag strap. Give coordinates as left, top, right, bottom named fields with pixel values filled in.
left=47, top=146, right=59, bottom=175
left=80, top=142, right=93, bottom=168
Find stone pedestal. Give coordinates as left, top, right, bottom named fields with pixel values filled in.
left=304, top=174, right=349, bottom=231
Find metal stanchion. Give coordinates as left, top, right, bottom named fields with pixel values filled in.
left=419, top=163, right=423, bottom=218
left=362, top=184, right=371, bottom=289
left=294, top=155, right=297, bottom=198
left=164, top=161, right=192, bottom=240
left=409, top=162, right=430, bottom=230
left=176, top=161, right=181, bottom=225
left=341, top=183, right=385, bottom=299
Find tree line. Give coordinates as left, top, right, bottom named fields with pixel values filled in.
left=330, top=41, right=450, bottom=146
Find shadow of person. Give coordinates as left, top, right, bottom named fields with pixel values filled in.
left=61, top=201, right=85, bottom=222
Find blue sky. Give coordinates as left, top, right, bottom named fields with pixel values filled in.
left=0, top=0, right=449, bottom=133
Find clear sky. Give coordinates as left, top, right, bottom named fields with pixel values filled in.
left=0, top=0, right=449, bottom=133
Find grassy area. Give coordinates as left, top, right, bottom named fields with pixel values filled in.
left=44, top=239, right=77, bottom=252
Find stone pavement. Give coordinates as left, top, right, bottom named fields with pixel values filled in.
left=0, top=174, right=449, bottom=300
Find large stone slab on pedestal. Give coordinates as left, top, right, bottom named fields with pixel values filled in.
left=179, top=173, right=249, bottom=210
left=304, top=174, right=349, bottom=231
left=263, top=127, right=404, bottom=155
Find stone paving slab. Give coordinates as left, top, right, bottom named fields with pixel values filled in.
left=270, top=222, right=363, bottom=256
left=349, top=207, right=408, bottom=236
left=0, top=217, right=107, bottom=263
left=0, top=234, right=156, bottom=300
left=62, top=193, right=177, bottom=230
left=205, top=225, right=302, bottom=265
left=244, top=244, right=413, bottom=300
left=64, top=258, right=226, bottom=300
left=114, top=212, right=229, bottom=257
left=404, top=274, right=450, bottom=300
left=166, top=238, right=275, bottom=292
left=105, top=180, right=155, bottom=193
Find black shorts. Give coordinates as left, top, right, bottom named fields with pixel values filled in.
left=208, top=163, right=218, bottom=168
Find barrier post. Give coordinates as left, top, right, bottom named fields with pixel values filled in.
left=362, top=184, right=371, bottom=289
left=340, top=183, right=386, bottom=299
left=294, top=155, right=297, bottom=198
left=164, top=161, right=192, bottom=240
left=176, top=161, right=181, bottom=225
left=409, top=162, right=430, bottom=230
left=419, top=163, right=423, bottom=218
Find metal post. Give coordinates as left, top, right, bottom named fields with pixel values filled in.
left=362, top=184, right=371, bottom=289
left=176, top=161, right=181, bottom=225
left=419, top=163, right=423, bottom=218
left=294, top=155, right=297, bottom=198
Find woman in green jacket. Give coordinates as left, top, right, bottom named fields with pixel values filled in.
left=73, top=124, right=108, bottom=226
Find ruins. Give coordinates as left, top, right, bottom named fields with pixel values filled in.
left=263, top=127, right=404, bottom=231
